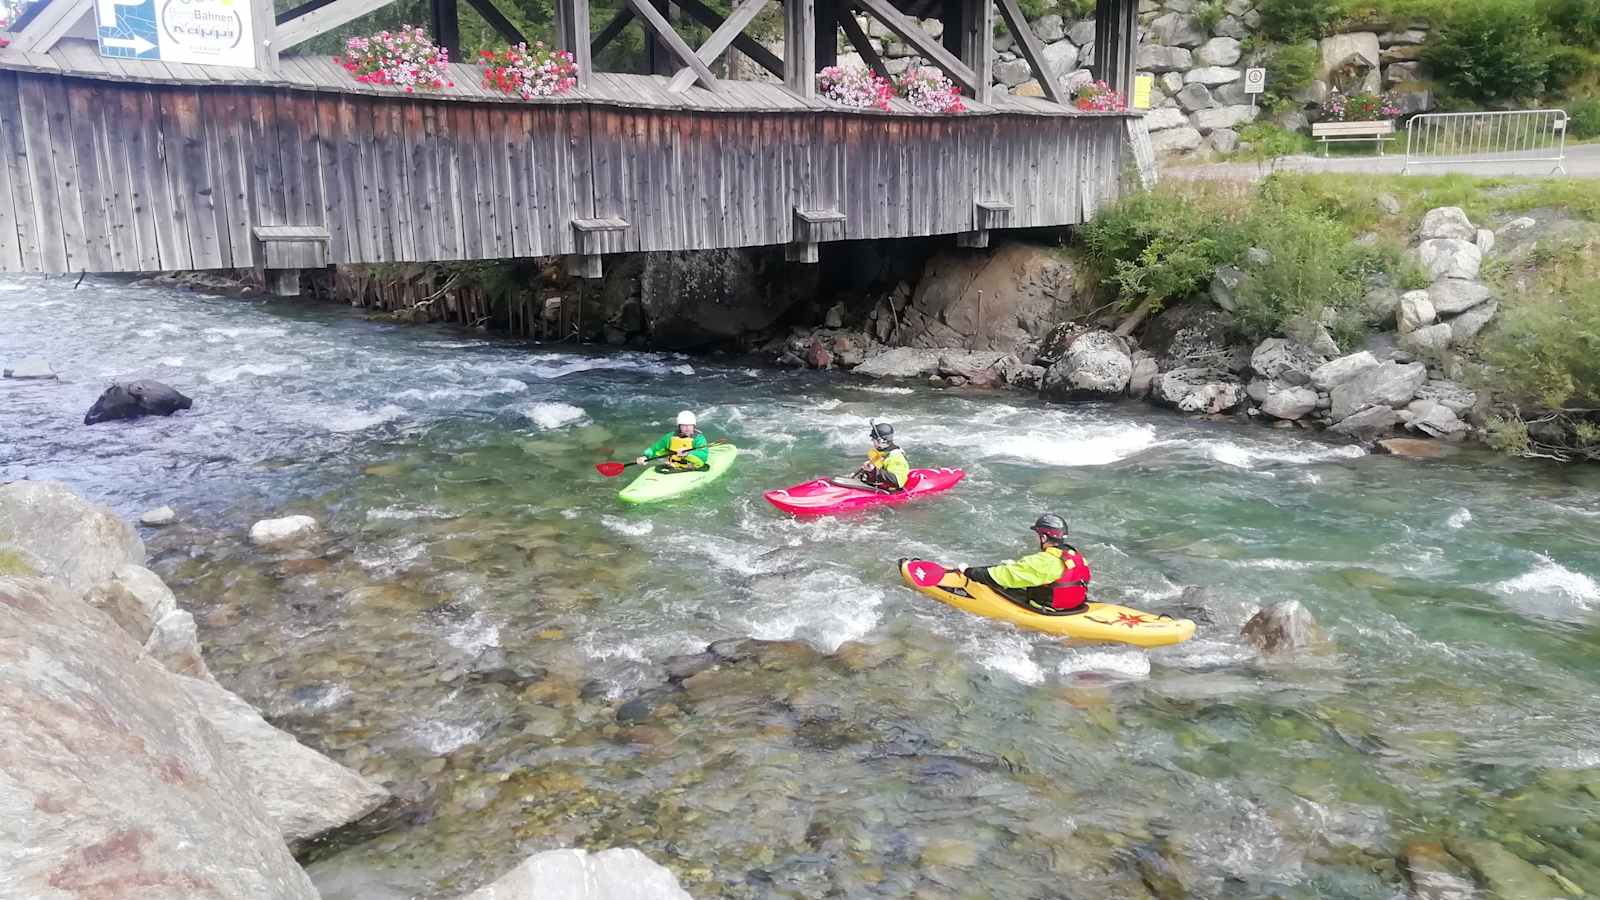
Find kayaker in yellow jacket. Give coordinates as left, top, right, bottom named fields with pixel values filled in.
left=854, top=421, right=910, bottom=491
left=960, top=514, right=1092, bottom=614
left=638, top=410, right=709, bottom=472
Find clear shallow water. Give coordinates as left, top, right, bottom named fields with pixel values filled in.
left=5, top=274, right=1600, bottom=899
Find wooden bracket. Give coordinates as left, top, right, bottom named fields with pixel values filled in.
left=789, top=208, right=846, bottom=263
left=668, top=0, right=772, bottom=93
left=253, top=225, right=330, bottom=270
left=569, top=217, right=630, bottom=280
left=957, top=200, right=1011, bottom=248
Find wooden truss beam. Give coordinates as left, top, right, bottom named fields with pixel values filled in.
left=994, top=0, right=1063, bottom=102
left=590, top=7, right=634, bottom=55
left=277, top=0, right=399, bottom=50
left=784, top=0, right=815, bottom=97
left=668, top=0, right=771, bottom=92
left=848, top=0, right=977, bottom=94
left=10, top=0, right=92, bottom=54
left=553, top=0, right=590, bottom=86
left=956, top=0, right=992, bottom=103
left=624, top=0, right=718, bottom=90
left=836, top=10, right=889, bottom=80
left=673, top=0, right=784, bottom=79
left=465, top=0, right=531, bottom=47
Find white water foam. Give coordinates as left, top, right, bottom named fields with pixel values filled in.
left=1196, top=440, right=1366, bottom=469
left=1494, top=556, right=1600, bottom=617
left=1447, top=508, right=1472, bottom=529
left=522, top=402, right=589, bottom=430
left=441, top=610, right=501, bottom=656
left=671, top=364, right=696, bottom=375
left=321, top=404, right=406, bottom=433
left=524, top=353, right=671, bottom=380
left=1057, top=647, right=1152, bottom=680
left=813, top=398, right=843, bottom=410
left=366, top=505, right=454, bottom=522
left=856, top=385, right=915, bottom=395
left=600, top=514, right=655, bottom=537
left=205, top=361, right=292, bottom=383
left=976, top=634, right=1045, bottom=685
left=981, top=423, right=1160, bottom=467
left=412, top=719, right=484, bottom=755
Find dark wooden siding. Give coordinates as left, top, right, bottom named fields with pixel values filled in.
left=0, top=69, right=1128, bottom=274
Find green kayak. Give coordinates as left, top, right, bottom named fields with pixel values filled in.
left=618, top=444, right=739, bottom=505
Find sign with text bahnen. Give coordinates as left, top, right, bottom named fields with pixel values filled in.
left=96, top=0, right=256, bottom=68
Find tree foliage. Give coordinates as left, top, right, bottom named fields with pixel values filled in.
left=1423, top=0, right=1553, bottom=105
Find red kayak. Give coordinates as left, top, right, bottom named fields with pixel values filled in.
left=763, top=468, right=966, bottom=516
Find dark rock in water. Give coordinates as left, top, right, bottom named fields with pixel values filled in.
left=83, top=380, right=193, bottom=425
left=707, top=637, right=760, bottom=662
left=579, top=679, right=611, bottom=701
left=1133, top=844, right=1190, bottom=900
left=662, top=651, right=718, bottom=682
left=1400, top=839, right=1482, bottom=900
left=1241, top=600, right=1328, bottom=655
left=617, top=687, right=677, bottom=724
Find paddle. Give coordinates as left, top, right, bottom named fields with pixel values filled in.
left=905, top=559, right=957, bottom=588
left=594, top=438, right=725, bottom=477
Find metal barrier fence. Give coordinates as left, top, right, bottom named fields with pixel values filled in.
left=1404, top=109, right=1569, bottom=174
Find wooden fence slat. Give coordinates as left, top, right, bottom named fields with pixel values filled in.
left=19, top=76, right=79, bottom=271
left=204, top=89, right=254, bottom=269
left=401, top=102, right=437, bottom=261
left=0, top=72, right=32, bottom=271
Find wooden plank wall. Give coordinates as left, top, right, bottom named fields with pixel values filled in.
left=0, top=69, right=1127, bottom=274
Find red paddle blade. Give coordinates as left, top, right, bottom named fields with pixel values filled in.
left=906, top=560, right=948, bottom=588
left=595, top=461, right=627, bottom=478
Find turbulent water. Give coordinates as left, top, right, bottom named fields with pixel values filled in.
left=6, top=274, right=1600, bottom=899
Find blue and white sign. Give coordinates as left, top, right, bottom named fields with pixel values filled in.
left=97, top=0, right=255, bottom=68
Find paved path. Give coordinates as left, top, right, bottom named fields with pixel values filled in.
left=1167, top=142, right=1600, bottom=181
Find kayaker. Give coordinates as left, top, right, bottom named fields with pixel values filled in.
left=853, top=421, right=910, bottom=491
left=638, top=411, right=709, bottom=472
left=958, top=514, right=1091, bottom=615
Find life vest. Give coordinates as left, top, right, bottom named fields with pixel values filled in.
left=669, top=435, right=697, bottom=454
left=1035, top=544, right=1090, bottom=611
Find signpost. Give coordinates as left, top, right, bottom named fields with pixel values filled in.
left=1244, top=66, right=1265, bottom=111
left=96, top=0, right=256, bottom=67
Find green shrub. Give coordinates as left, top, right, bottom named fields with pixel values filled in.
left=1080, top=191, right=1247, bottom=311
left=1547, top=46, right=1600, bottom=95
left=1257, top=0, right=1340, bottom=43
left=1229, top=207, right=1364, bottom=343
left=1194, top=0, right=1227, bottom=32
left=1423, top=0, right=1553, bottom=105
left=1262, top=42, right=1319, bottom=112
left=1482, top=281, right=1600, bottom=411
left=1237, top=122, right=1315, bottom=159
left=1540, top=0, right=1600, bottom=49
left=1570, top=96, right=1600, bottom=139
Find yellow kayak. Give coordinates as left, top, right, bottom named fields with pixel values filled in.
left=898, top=559, right=1196, bottom=648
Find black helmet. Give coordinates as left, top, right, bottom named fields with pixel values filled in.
left=870, top=422, right=894, bottom=441
left=1031, top=513, right=1068, bottom=540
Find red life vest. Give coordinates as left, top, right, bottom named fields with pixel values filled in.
left=1043, top=544, right=1091, bottom=610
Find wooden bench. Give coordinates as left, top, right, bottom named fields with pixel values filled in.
left=1311, top=120, right=1397, bottom=156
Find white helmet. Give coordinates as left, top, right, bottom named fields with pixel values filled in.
left=676, top=410, right=697, bottom=427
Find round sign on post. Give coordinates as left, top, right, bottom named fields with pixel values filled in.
left=1244, top=67, right=1267, bottom=95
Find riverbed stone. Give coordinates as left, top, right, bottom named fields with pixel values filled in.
left=1400, top=322, right=1453, bottom=360
left=459, top=847, right=692, bottom=899
left=1195, top=36, right=1242, bottom=66
left=1241, top=600, right=1327, bottom=655
left=1043, top=330, right=1133, bottom=399
left=1251, top=338, right=1323, bottom=386
left=1329, top=404, right=1403, bottom=438
left=1444, top=839, right=1568, bottom=899
left=1406, top=399, right=1468, bottom=439
left=1330, top=360, right=1427, bottom=420
left=1155, top=368, right=1247, bottom=414
left=139, top=505, right=177, bottom=527
left=1427, top=279, right=1493, bottom=316
left=1310, top=351, right=1380, bottom=391
left=1418, top=239, right=1482, bottom=281
left=1449, top=299, right=1499, bottom=343
left=854, top=348, right=1008, bottom=379
left=1397, top=290, right=1435, bottom=334
left=1378, top=438, right=1457, bottom=459
left=83, top=380, right=194, bottom=426
left=1418, top=207, right=1476, bottom=242
left=0, top=480, right=145, bottom=596
left=250, top=514, right=320, bottom=546
left=0, top=575, right=321, bottom=899
left=3, top=356, right=57, bottom=379
left=1260, top=385, right=1320, bottom=420
left=1414, top=379, right=1477, bottom=417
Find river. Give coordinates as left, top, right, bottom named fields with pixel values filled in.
left=5, top=274, right=1600, bottom=899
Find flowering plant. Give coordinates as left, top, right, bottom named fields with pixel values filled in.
left=1073, top=80, right=1127, bottom=112
left=0, top=0, right=18, bottom=49
left=817, top=62, right=893, bottom=111
left=478, top=42, right=578, bottom=99
left=1320, top=89, right=1401, bottom=122
left=337, top=25, right=452, bottom=92
left=894, top=65, right=965, bottom=114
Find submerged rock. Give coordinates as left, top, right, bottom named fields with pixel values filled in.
left=459, top=847, right=691, bottom=899
left=1400, top=840, right=1480, bottom=900
left=83, top=380, right=193, bottom=425
left=250, top=515, right=320, bottom=547
left=1377, top=438, right=1458, bottom=459
left=140, top=505, right=178, bottom=527
left=1444, top=839, right=1568, bottom=900
left=1241, top=600, right=1327, bottom=655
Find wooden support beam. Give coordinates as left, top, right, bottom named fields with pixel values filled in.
left=993, top=0, right=1062, bottom=103
left=646, top=0, right=672, bottom=74
left=553, top=0, right=590, bottom=87
left=1092, top=0, right=1138, bottom=98
left=784, top=0, right=816, bottom=98
left=277, top=0, right=336, bottom=25
left=11, top=0, right=92, bottom=53
left=252, top=0, right=280, bottom=68
left=590, top=7, right=635, bottom=55
left=836, top=10, right=889, bottom=80
left=465, top=0, right=531, bottom=47
left=668, top=0, right=771, bottom=93
left=815, top=0, right=837, bottom=70
left=277, top=0, right=401, bottom=51
left=848, top=0, right=977, bottom=94
left=957, top=0, right=992, bottom=103
left=431, top=0, right=462, bottom=58
left=625, top=0, right=718, bottom=89
left=673, top=0, right=785, bottom=78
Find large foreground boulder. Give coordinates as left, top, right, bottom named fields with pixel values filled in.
left=460, top=848, right=692, bottom=900
left=597, top=249, right=811, bottom=350
left=84, top=380, right=193, bottom=425
left=1155, top=368, right=1247, bottom=414
left=0, top=480, right=144, bottom=595
left=897, top=241, right=1091, bottom=353
left=1330, top=361, right=1427, bottom=421
left=1042, top=330, right=1132, bottom=399
left=0, top=576, right=321, bottom=900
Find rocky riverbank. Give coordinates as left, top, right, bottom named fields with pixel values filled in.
left=0, top=481, right=690, bottom=900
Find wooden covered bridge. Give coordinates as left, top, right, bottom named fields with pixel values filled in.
left=0, top=0, right=1141, bottom=289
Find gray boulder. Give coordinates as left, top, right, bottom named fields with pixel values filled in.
left=1150, top=126, right=1204, bottom=153
left=1400, top=322, right=1453, bottom=360
left=1144, top=106, right=1190, bottom=131
left=1137, top=44, right=1194, bottom=72
left=1128, top=353, right=1160, bottom=399
left=1364, top=286, right=1401, bottom=324
left=1260, top=385, right=1320, bottom=420
left=1144, top=304, right=1235, bottom=368
left=2, top=356, right=57, bottom=379
left=994, top=58, right=1033, bottom=86
left=1476, top=228, right=1495, bottom=254
left=1149, top=12, right=1206, bottom=46
left=1155, top=368, right=1247, bottom=414
left=1214, top=14, right=1247, bottom=38
left=1042, top=39, right=1080, bottom=75
left=84, top=563, right=178, bottom=643
left=1376, top=193, right=1402, bottom=216
left=1415, top=379, right=1478, bottom=417
left=0, top=480, right=144, bottom=596
left=0, top=575, right=321, bottom=900
left=1418, top=206, right=1476, bottom=242
left=1004, top=363, right=1047, bottom=391
left=146, top=609, right=212, bottom=679
left=1033, top=14, right=1065, bottom=40
left=1250, top=339, right=1323, bottom=386
left=83, top=380, right=193, bottom=425
left=1330, top=361, right=1427, bottom=421
left=1329, top=404, right=1402, bottom=438
left=1177, top=82, right=1216, bottom=111
left=1310, top=351, right=1380, bottom=391
left=1210, top=265, right=1245, bottom=310
left=1068, top=18, right=1095, bottom=46
left=1418, top=239, right=1482, bottom=281
left=460, top=848, right=692, bottom=900
left=1427, top=279, right=1492, bottom=316
left=855, top=348, right=1007, bottom=379
left=1405, top=399, right=1468, bottom=439
left=1241, top=600, right=1328, bottom=655
left=1449, top=299, right=1499, bottom=343
left=1186, top=68, right=1245, bottom=88
left=1193, top=104, right=1257, bottom=131
left=140, top=505, right=178, bottom=527
left=1042, top=330, right=1133, bottom=398
left=1397, top=289, right=1435, bottom=334
left=1379, top=28, right=1427, bottom=46
left=1195, top=36, right=1242, bottom=66
left=1209, top=128, right=1241, bottom=155
left=1318, top=32, right=1381, bottom=93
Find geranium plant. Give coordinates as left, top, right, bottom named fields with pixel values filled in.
left=894, top=65, right=965, bottom=114
left=1073, top=80, right=1128, bottom=112
left=337, top=25, right=453, bottom=92
left=817, top=62, right=893, bottom=111
left=0, top=0, right=19, bottom=49
left=479, top=42, right=578, bottom=99
left=1320, top=89, right=1401, bottom=121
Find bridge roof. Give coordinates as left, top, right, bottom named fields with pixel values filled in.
left=0, top=41, right=1132, bottom=119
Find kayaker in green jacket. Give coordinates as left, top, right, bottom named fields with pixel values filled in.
left=959, top=514, right=1092, bottom=614
left=854, top=421, right=910, bottom=491
left=638, top=410, right=709, bottom=472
